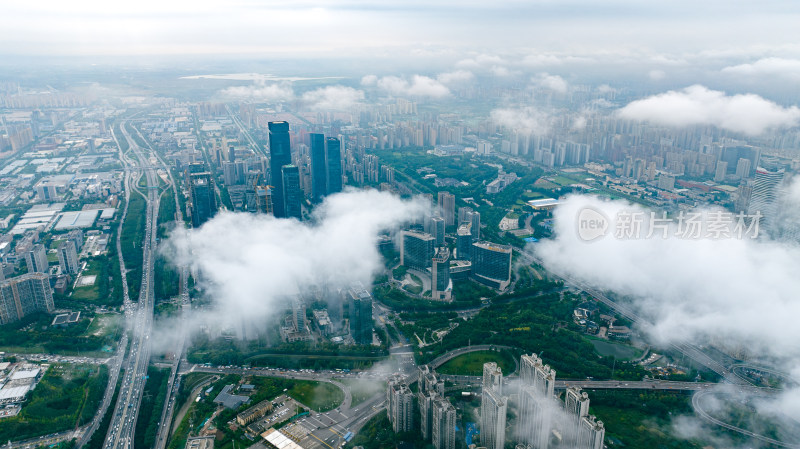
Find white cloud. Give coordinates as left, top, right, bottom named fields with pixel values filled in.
left=596, top=84, right=617, bottom=94
left=217, top=81, right=294, bottom=103
left=571, top=115, right=587, bottom=130
left=164, top=189, right=427, bottom=337
left=648, top=69, right=667, bottom=80
left=456, top=54, right=506, bottom=69
left=520, top=53, right=595, bottom=67
left=436, top=69, right=474, bottom=85
left=534, top=195, right=800, bottom=417
left=617, top=85, right=800, bottom=135
left=533, top=73, right=568, bottom=93
left=360, top=74, right=378, bottom=86
left=722, top=57, right=800, bottom=80
left=374, top=75, right=450, bottom=97
left=490, top=65, right=513, bottom=77
left=490, top=107, right=552, bottom=135
left=301, top=85, right=364, bottom=110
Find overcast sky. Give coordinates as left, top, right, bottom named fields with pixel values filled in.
left=3, top=0, right=800, bottom=63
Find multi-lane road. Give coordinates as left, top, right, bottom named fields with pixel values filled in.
left=102, top=121, right=162, bottom=449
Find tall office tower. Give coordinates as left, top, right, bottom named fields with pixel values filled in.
left=0, top=273, right=53, bottom=325
left=471, top=242, right=513, bottom=290
left=222, top=161, right=237, bottom=186
left=430, top=216, right=445, bottom=246
left=470, top=211, right=481, bottom=240
left=432, top=398, right=457, bottom=449
left=228, top=145, right=236, bottom=163
left=437, top=192, right=455, bottom=227
left=400, top=230, right=435, bottom=270
left=480, top=388, right=507, bottom=449
left=431, top=248, right=452, bottom=301
left=714, top=160, right=728, bottom=183
left=57, top=240, right=79, bottom=275
left=292, top=299, right=305, bottom=332
left=281, top=164, right=302, bottom=220
left=387, top=375, right=415, bottom=433
left=456, top=224, right=473, bottom=260
left=458, top=206, right=474, bottom=225
left=347, top=283, right=373, bottom=345
left=23, top=244, right=48, bottom=274
left=721, top=145, right=760, bottom=176
left=483, top=362, right=503, bottom=394
left=67, top=230, right=84, bottom=253
left=736, top=158, right=753, bottom=179
left=268, top=121, right=292, bottom=218
left=748, top=167, right=785, bottom=229
left=189, top=172, right=218, bottom=228
left=517, top=354, right=556, bottom=449
left=310, top=133, right=327, bottom=203
left=326, top=137, right=343, bottom=195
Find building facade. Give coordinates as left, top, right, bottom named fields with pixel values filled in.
left=0, top=273, right=54, bottom=325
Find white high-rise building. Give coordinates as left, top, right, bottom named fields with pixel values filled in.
left=387, top=375, right=414, bottom=433
left=432, top=397, right=457, bottom=449
left=481, top=362, right=507, bottom=449
left=481, top=388, right=507, bottom=449
left=747, top=166, right=785, bottom=231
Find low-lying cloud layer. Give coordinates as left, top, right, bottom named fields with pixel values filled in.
left=163, top=189, right=426, bottom=335
left=218, top=82, right=365, bottom=110
left=218, top=81, right=295, bottom=103
left=300, top=85, right=364, bottom=110
left=533, top=195, right=800, bottom=419
left=362, top=74, right=451, bottom=97
left=617, top=85, right=800, bottom=135
left=490, top=106, right=553, bottom=135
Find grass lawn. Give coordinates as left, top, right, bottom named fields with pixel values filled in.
left=339, top=378, right=386, bottom=407
left=287, top=380, right=344, bottom=412
left=589, top=338, right=643, bottom=361
left=86, top=313, right=123, bottom=338
left=549, top=175, right=576, bottom=186
left=437, top=350, right=517, bottom=376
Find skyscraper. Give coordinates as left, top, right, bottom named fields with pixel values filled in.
left=431, top=248, right=451, bottom=301
left=432, top=397, right=457, bottom=449
left=347, top=283, right=373, bottom=345
left=387, top=375, right=414, bottom=433
left=748, top=166, right=785, bottom=230
left=22, top=243, right=48, bottom=274
left=189, top=172, right=218, bottom=227
left=310, top=133, right=327, bottom=203
left=470, top=211, right=481, bottom=240
left=456, top=224, right=473, bottom=260
left=438, top=192, right=455, bottom=227
left=268, top=121, right=292, bottom=218
left=326, top=137, right=343, bottom=195
left=281, top=164, right=302, bottom=220
left=471, top=242, right=512, bottom=290
left=57, top=240, right=79, bottom=275
left=481, top=387, right=507, bottom=449
left=400, top=230, right=435, bottom=270
left=0, top=273, right=53, bottom=325
left=430, top=216, right=445, bottom=246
